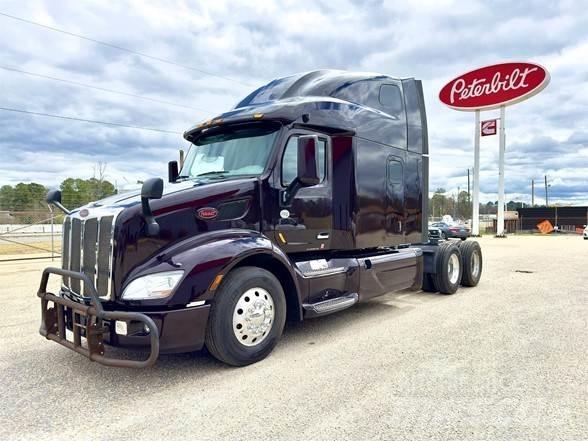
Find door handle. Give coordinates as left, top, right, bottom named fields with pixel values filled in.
left=316, top=232, right=330, bottom=240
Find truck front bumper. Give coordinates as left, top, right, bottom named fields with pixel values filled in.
left=37, top=267, right=210, bottom=368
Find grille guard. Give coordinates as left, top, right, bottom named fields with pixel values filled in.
left=37, top=267, right=160, bottom=368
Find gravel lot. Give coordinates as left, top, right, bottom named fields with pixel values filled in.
left=1, top=236, right=586, bottom=441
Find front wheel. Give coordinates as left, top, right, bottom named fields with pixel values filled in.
left=205, top=266, right=286, bottom=366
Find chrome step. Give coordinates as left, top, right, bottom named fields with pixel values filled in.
left=303, top=293, right=358, bottom=318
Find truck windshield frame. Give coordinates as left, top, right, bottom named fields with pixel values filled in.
left=180, top=122, right=281, bottom=181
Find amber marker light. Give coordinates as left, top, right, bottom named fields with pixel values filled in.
left=209, top=274, right=224, bottom=291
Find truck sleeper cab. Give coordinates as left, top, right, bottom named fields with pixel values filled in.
left=38, top=70, right=483, bottom=367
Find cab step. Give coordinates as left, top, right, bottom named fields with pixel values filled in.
left=303, top=293, right=358, bottom=318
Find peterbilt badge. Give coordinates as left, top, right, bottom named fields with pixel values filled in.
left=196, top=207, right=218, bottom=220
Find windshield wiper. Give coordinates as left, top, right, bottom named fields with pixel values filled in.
left=195, top=171, right=227, bottom=178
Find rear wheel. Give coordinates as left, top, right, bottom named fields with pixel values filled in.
left=460, top=241, right=483, bottom=286
left=434, top=242, right=462, bottom=294
left=205, top=266, right=286, bottom=366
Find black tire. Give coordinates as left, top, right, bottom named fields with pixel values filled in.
left=205, top=266, right=286, bottom=366
left=442, top=232, right=448, bottom=240
left=433, top=241, right=462, bottom=294
left=459, top=240, right=483, bottom=287
left=421, top=273, right=438, bottom=292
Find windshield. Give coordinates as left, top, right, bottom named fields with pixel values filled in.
left=180, top=123, right=280, bottom=180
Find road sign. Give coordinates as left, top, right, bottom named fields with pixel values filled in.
left=439, top=61, right=550, bottom=238
left=481, top=119, right=497, bottom=136
left=439, top=62, right=550, bottom=111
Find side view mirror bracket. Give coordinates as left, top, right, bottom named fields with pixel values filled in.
left=45, top=190, right=71, bottom=215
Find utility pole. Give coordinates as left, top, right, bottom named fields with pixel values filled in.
left=531, top=179, right=535, bottom=207
left=544, top=175, right=549, bottom=206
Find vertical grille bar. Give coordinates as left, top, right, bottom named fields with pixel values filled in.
left=61, top=210, right=119, bottom=300
left=61, top=217, right=71, bottom=287
left=69, top=218, right=82, bottom=293
left=82, top=218, right=98, bottom=296
left=96, top=216, right=114, bottom=297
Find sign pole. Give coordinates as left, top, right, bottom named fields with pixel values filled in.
left=472, top=110, right=480, bottom=236
left=497, top=105, right=506, bottom=237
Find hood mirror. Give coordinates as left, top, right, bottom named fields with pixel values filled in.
left=45, top=189, right=71, bottom=215
left=141, top=178, right=163, bottom=236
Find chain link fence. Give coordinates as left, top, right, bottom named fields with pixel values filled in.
left=0, top=209, right=62, bottom=261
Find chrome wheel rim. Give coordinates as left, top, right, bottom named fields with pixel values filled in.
left=448, top=253, right=460, bottom=285
left=471, top=251, right=481, bottom=279
left=232, top=287, right=274, bottom=347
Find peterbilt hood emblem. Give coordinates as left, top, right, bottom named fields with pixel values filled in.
left=196, top=207, right=218, bottom=220
left=79, top=208, right=89, bottom=218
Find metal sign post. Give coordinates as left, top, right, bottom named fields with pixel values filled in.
left=496, top=106, right=506, bottom=236
left=472, top=110, right=480, bottom=236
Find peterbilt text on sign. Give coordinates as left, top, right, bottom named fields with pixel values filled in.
left=439, top=62, right=550, bottom=111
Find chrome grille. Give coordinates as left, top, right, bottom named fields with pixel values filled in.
left=61, top=209, right=120, bottom=300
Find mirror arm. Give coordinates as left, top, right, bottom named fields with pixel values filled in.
left=141, top=197, right=160, bottom=236
left=281, top=179, right=302, bottom=206
left=49, top=201, right=71, bottom=215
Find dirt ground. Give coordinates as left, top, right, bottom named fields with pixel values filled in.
left=0, top=235, right=586, bottom=441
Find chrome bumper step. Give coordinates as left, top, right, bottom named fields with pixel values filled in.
left=303, top=293, right=358, bottom=318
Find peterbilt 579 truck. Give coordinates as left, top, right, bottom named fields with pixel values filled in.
left=39, top=70, right=483, bottom=368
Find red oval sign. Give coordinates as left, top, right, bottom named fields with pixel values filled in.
left=439, top=62, right=549, bottom=111
left=196, top=207, right=218, bottom=220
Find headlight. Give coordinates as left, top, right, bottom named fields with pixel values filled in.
left=122, top=271, right=184, bottom=300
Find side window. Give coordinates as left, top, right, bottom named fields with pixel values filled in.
left=281, top=136, right=326, bottom=186
left=387, top=159, right=403, bottom=185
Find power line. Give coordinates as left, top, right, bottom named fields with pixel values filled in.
left=0, top=106, right=182, bottom=134
left=0, top=65, right=214, bottom=114
left=0, top=11, right=254, bottom=87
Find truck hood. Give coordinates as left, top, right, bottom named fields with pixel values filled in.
left=75, top=179, right=213, bottom=213
left=108, top=176, right=262, bottom=297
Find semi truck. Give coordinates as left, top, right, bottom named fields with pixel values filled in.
left=38, top=70, right=483, bottom=368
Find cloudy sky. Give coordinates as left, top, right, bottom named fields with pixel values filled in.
left=0, top=0, right=587, bottom=204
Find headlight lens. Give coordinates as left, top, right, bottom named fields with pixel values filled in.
left=122, top=271, right=184, bottom=300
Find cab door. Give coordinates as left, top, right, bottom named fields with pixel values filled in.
left=275, top=132, right=332, bottom=252
left=386, top=154, right=405, bottom=245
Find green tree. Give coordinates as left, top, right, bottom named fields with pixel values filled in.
left=429, top=188, right=448, bottom=218
left=60, top=177, right=116, bottom=209
left=457, top=190, right=472, bottom=220
left=0, top=185, right=15, bottom=210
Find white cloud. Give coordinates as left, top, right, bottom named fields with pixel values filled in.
left=0, top=0, right=587, bottom=205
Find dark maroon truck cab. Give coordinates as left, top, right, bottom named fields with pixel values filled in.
left=38, top=70, right=482, bottom=367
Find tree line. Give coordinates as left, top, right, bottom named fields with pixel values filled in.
left=429, top=187, right=531, bottom=220
left=0, top=178, right=116, bottom=212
